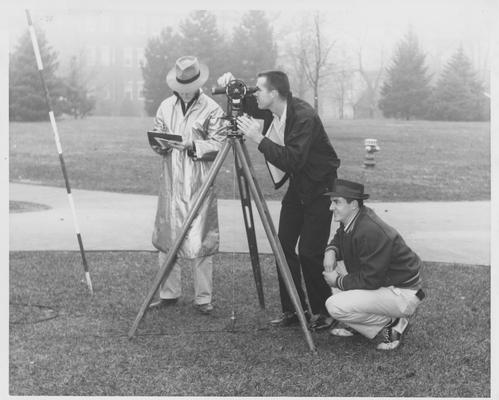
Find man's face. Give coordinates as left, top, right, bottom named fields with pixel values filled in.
left=254, top=76, right=275, bottom=110
left=178, top=90, right=197, bottom=103
left=329, top=196, right=358, bottom=224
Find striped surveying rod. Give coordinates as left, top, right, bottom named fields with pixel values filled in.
left=25, top=9, right=94, bottom=295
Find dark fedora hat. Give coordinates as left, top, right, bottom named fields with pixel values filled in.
left=324, top=178, right=370, bottom=199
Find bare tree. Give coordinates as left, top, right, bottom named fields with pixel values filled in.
left=334, top=68, right=354, bottom=119
left=279, top=39, right=308, bottom=99
left=289, top=44, right=308, bottom=99
left=354, top=46, right=384, bottom=118
left=277, top=14, right=312, bottom=100
left=296, top=12, right=336, bottom=111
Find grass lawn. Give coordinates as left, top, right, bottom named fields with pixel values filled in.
left=9, top=117, right=490, bottom=201
left=9, top=251, right=490, bottom=397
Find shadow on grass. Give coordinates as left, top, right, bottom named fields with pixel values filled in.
left=9, top=201, right=51, bottom=213
left=9, top=251, right=490, bottom=397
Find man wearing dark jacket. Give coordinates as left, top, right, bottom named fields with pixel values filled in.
left=322, top=179, right=425, bottom=350
left=222, top=70, right=340, bottom=330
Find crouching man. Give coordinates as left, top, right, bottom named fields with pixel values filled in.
left=322, top=179, right=425, bottom=350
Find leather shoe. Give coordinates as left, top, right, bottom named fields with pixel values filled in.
left=148, top=298, right=178, bottom=309
left=193, top=302, right=214, bottom=314
left=270, top=310, right=311, bottom=327
left=308, top=314, right=334, bottom=331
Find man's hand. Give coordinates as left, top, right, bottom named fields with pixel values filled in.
left=323, top=270, right=339, bottom=288
left=151, top=144, right=170, bottom=155
left=192, top=118, right=212, bottom=139
left=323, top=249, right=337, bottom=272
left=167, top=140, right=193, bottom=152
left=217, top=72, right=235, bottom=87
left=237, top=115, right=263, bottom=144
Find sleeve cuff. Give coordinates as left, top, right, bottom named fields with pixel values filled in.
left=325, top=245, right=337, bottom=254
left=336, top=274, right=345, bottom=290
left=187, top=142, right=197, bottom=159
left=257, top=135, right=268, bottom=151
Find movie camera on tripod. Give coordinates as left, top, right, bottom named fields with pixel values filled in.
left=212, top=79, right=258, bottom=136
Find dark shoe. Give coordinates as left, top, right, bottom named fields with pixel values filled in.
left=376, top=317, right=409, bottom=350
left=270, top=311, right=310, bottom=327
left=193, top=302, right=214, bottom=314
left=308, top=314, right=334, bottom=331
left=148, top=298, right=178, bottom=309
left=270, top=311, right=298, bottom=326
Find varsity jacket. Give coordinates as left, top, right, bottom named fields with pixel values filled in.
left=327, top=206, right=423, bottom=291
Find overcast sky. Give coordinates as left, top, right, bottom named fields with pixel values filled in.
left=5, top=0, right=496, bottom=72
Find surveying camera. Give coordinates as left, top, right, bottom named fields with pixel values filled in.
left=212, top=79, right=258, bottom=136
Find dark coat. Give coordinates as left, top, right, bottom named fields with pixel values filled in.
left=329, top=207, right=423, bottom=291
left=244, top=94, right=340, bottom=204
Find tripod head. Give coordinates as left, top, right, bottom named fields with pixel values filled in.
left=212, top=79, right=258, bottom=137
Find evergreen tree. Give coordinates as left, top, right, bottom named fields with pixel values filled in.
left=9, top=29, right=64, bottom=121
left=229, top=10, right=277, bottom=83
left=178, top=10, right=227, bottom=92
left=60, top=56, right=95, bottom=118
left=141, top=11, right=228, bottom=116
left=378, top=30, right=431, bottom=119
left=427, top=46, right=489, bottom=121
left=141, top=27, right=182, bottom=116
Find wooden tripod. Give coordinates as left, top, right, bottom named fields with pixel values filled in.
left=128, top=135, right=316, bottom=352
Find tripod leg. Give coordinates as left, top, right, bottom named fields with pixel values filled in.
left=128, top=140, right=232, bottom=338
left=233, top=148, right=265, bottom=309
left=234, top=140, right=316, bottom=353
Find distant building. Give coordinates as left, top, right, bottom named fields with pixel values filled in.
left=10, top=9, right=182, bottom=117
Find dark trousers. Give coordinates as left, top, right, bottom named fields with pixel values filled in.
left=276, top=184, right=333, bottom=316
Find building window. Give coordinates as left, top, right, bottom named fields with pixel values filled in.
left=85, top=15, right=96, bottom=33
left=136, top=16, right=146, bottom=34
left=75, top=17, right=83, bottom=33
left=124, top=47, right=133, bottom=68
left=102, top=84, right=111, bottom=100
left=99, top=14, right=111, bottom=33
left=137, top=80, right=145, bottom=100
left=110, top=47, right=116, bottom=66
left=100, top=46, right=110, bottom=66
left=122, top=15, right=134, bottom=35
left=136, top=47, right=145, bottom=68
left=124, top=81, right=134, bottom=100
left=86, top=46, right=97, bottom=67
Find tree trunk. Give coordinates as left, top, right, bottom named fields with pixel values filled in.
left=313, top=83, right=318, bottom=111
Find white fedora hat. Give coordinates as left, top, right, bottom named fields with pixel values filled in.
left=166, top=56, right=209, bottom=92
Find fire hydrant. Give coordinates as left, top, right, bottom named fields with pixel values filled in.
left=364, top=138, right=380, bottom=168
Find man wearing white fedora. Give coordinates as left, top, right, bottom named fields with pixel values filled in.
left=322, top=178, right=425, bottom=350
left=148, top=56, right=226, bottom=314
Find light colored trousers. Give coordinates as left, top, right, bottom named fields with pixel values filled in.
left=325, top=262, right=422, bottom=339
left=158, top=252, right=213, bottom=305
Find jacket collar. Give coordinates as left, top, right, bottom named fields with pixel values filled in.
left=173, top=89, right=201, bottom=116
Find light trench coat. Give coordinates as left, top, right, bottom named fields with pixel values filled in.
left=151, top=92, right=226, bottom=258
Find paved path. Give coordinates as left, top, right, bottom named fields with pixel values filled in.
left=9, top=183, right=490, bottom=265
